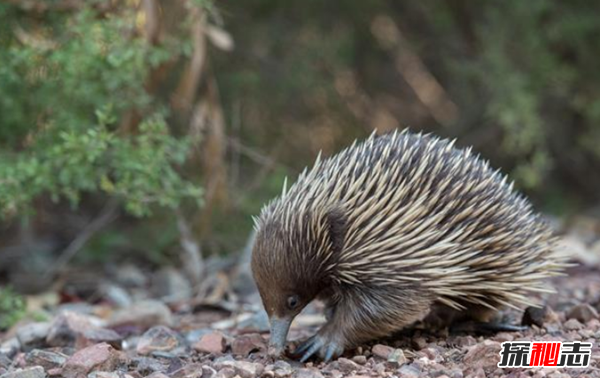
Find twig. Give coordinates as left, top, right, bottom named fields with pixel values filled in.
left=44, top=199, right=119, bottom=279
left=176, top=208, right=204, bottom=289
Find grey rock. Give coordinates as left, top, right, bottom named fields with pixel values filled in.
left=25, top=350, right=67, bottom=370
left=136, top=326, right=180, bottom=355
left=151, top=267, right=192, bottom=302
left=16, top=323, right=51, bottom=350
left=292, top=368, right=323, bottom=378
left=0, top=366, right=46, bottom=378
left=108, top=300, right=172, bottom=328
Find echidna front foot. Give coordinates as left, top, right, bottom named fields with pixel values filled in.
left=296, top=333, right=344, bottom=362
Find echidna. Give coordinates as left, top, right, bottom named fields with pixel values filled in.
left=251, top=130, right=565, bottom=362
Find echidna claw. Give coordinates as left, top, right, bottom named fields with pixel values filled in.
left=296, top=335, right=343, bottom=362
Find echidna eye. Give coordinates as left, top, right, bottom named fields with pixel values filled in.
left=286, top=295, right=299, bottom=310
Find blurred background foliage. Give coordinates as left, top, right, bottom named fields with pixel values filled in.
left=0, top=0, right=599, bottom=292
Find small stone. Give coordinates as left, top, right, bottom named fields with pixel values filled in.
left=387, top=348, right=407, bottom=366
left=46, top=312, right=96, bottom=347
left=169, top=363, right=204, bottom=378
left=464, top=367, right=485, bottom=378
left=25, top=350, right=68, bottom=370
left=136, top=326, right=180, bottom=355
left=212, top=356, right=235, bottom=370
left=336, top=358, right=358, bottom=373
left=62, top=343, right=119, bottom=378
left=0, top=354, right=11, bottom=369
left=133, top=356, right=167, bottom=375
left=564, top=318, right=584, bottom=331
left=108, top=300, right=172, bottom=329
left=87, top=372, right=120, bottom=378
left=151, top=267, right=192, bottom=302
left=15, top=323, right=51, bottom=350
left=231, top=334, right=266, bottom=356
left=271, top=361, right=292, bottom=378
left=522, top=306, right=548, bottom=327
left=201, top=366, right=216, bottom=378
left=0, top=366, right=46, bottom=378
left=371, top=344, right=394, bottom=359
left=215, top=368, right=235, bottom=378
left=0, top=339, right=19, bottom=358
left=449, top=335, right=476, bottom=348
left=292, top=368, right=323, bottom=378
left=463, top=340, right=501, bottom=369
left=351, top=355, right=367, bottom=365
left=412, top=337, right=427, bottom=350
left=374, top=362, right=386, bottom=375
left=81, top=328, right=122, bottom=349
left=494, top=332, right=514, bottom=342
left=193, top=332, right=226, bottom=354
left=230, top=361, right=263, bottom=378
left=397, top=364, right=420, bottom=378
left=567, top=304, right=599, bottom=323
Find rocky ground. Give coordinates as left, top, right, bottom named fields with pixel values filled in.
left=1, top=229, right=599, bottom=378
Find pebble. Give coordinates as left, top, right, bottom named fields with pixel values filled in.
left=62, top=343, right=120, bottom=378
left=0, top=366, right=46, bottom=378
left=462, top=340, right=501, bottom=369
left=493, top=332, right=514, bottom=342
left=448, top=335, right=476, bottom=348
left=25, top=350, right=67, bottom=370
left=215, top=368, right=235, bottom=378
left=567, top=304, right=599, bottom=323
left=87, top=372, right=121, bottom=378
left=563, top=318, right=584, bottom=331
left=151, top=267, right=193, bottom=302
left=108, top=300, right=173, bottom=329
left=271, top=361, right=292, bottom=377
left=351, top=355, right=367, bottom=365
left=292, top=368, right=323, bottom=378
left=46, top=312, right=94, bottom=347
left=397, top=364, right=420, bottom=378
left=231, top=334, right=266, bottom=356
left=0, top=339, right=20, bottom=358
left=387, top=348, right=407, bottom=366
left=78, top=328, right=123, bottom=350
left=46, top=312, right=115, bottom=349
left=371, top=344, right=394, bottom=359
left=193, top=332, right=226, bottom=354
left=336, top=358, right=358, bottom=373
left=228, top=361, right=263, bottom=378
left=522, top=306, right=548, bottom=327
left=146, top=371, right=169, bottom=378
left=15, top=323, right=51, bottom=350
left=412, top=337, right=427, bottom=350
left=136, top=326, right=180, bottom=355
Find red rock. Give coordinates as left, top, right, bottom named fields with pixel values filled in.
left=62, top=343, right=120, bottom=378
left=193, top=332, right=226, bottom=354
left=231, top=334, right=266, bottom=356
